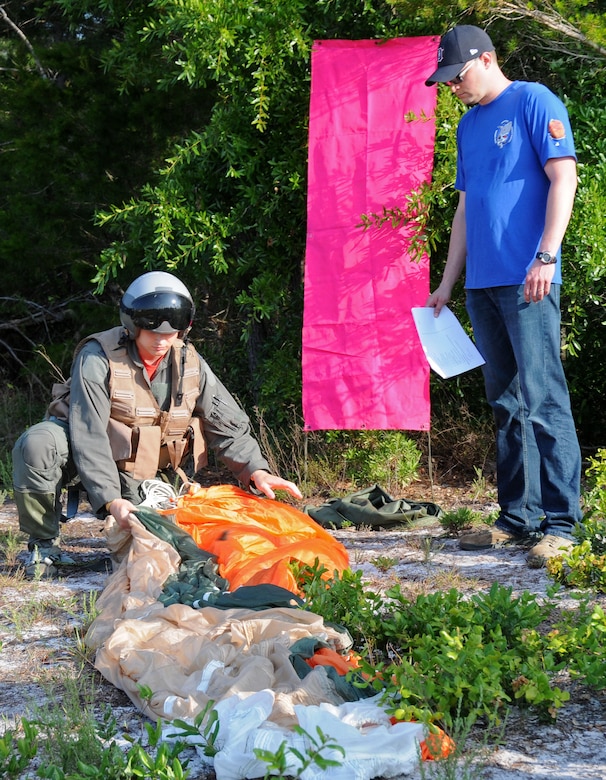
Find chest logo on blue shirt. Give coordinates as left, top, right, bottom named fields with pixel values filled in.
left=494, top=120, right=513, bottom=149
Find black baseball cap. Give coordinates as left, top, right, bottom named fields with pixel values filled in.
left=425, top=25, right=494, bottom=86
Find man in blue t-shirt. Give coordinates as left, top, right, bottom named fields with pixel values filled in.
left=425, top=25, right=582, bottom=566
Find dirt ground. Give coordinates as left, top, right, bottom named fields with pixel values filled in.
left=1, top=477, right=606, bottom=779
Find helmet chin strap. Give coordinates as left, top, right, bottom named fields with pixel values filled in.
left=176, top=342, right=187, bottom=406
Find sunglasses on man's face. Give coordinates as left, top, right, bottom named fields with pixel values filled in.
left=446, top=59, right=476, bottom=86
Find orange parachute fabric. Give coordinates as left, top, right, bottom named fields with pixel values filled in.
left=419, top=729, right=456, bottom=761
left=389, top=716, right=456, bottom=761
left=305, top=646, right=362, bottom=675
left=166, top=485, right=349, bottom=593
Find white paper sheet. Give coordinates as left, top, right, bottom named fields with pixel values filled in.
left=411, top=306, right=485, bottom=379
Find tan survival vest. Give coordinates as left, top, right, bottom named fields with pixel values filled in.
left=48, top=326, right=207, bottom=482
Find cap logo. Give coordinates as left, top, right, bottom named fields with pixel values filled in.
left=469, top=48, right=479, bottom=55
left=437, top=46, right=444, bottom=64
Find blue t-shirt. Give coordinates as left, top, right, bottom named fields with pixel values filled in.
left=455, top=81, right=576, bottom=288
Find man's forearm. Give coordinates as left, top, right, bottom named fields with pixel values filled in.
left=540, top=157, right=577, bottom=253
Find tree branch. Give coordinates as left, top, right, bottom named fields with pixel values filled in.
left=484, top=0, right=606, bottom=58
left=0, top=4, right=49, bottom=79
left=0, top=297, right=77, bottom=333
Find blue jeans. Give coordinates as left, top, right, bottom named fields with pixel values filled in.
left=466, top=285, right=582, bottom=540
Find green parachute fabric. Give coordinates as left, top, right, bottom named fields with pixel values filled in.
left=134, top=507, right=230, bottom=607
left=289, top=637, right=374, bottom=702
left=134, top=506, right=218, bottom=564
left=305, top=484, right=443, bottom=530
left=134, top=507, right=304, bottom=611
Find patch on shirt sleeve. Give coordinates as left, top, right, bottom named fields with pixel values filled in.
left=548, top=119, right=566, bottom=140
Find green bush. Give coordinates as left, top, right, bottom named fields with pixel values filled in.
left=547, top=449, right=606, bottom=592
left=298, top=566, right=606, bottom=730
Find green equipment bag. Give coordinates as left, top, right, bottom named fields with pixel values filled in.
left=305, top=484, right=442, bottom=530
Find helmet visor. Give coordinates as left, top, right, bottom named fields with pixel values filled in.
left=123, top=292, right=194, bottom=333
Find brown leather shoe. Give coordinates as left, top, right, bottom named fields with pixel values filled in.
left=459, top=527, right=525, bottom=551
left=527, top=534, right=574, bottom=568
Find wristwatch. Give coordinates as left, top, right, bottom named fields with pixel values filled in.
left=536, top=251, right=557, bottom=265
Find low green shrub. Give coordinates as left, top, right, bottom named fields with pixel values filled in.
left=547, top=449, right=606, bottom=592
left=297, top=568, right=606, bottom=731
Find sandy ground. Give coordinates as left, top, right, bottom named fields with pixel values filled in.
left=1, top=486, right=606, bottom=779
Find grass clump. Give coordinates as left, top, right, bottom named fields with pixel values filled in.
left=438, top=508, right=479, bottom=536
left=2, top=676, right=198, bottom=780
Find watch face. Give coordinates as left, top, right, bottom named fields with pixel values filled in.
left=538, top=252, right=556, bottom=264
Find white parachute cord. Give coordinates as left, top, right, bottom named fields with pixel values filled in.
left=139, top=479, right=179, bottom=510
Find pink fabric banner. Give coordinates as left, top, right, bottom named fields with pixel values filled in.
left=302, top=37, right=438, bottom=431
